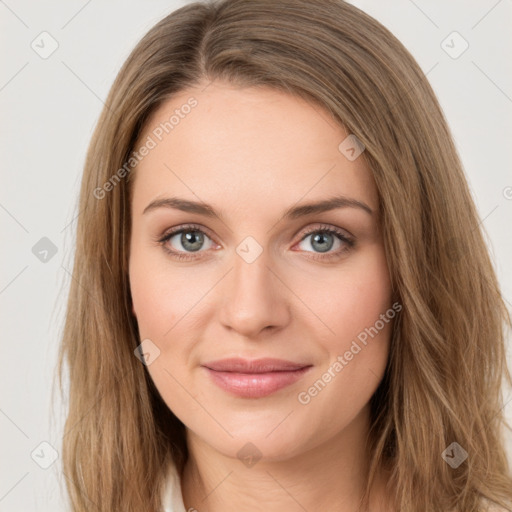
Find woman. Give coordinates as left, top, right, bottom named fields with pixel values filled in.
left=57, top=0, right=512, bottom=510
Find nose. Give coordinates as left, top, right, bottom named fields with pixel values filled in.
left=217, top=247, right=291, bottom=338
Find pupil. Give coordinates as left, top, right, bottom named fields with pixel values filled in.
left=312, top=233, right=333, bottom=253
left=182, top=231, right=203, bottom=252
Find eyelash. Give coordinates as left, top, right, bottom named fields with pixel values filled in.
left=157, top=223, right=355, bottom=262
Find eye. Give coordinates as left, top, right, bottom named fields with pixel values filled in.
left=157, top=223, right=355, bottom=262
left=158, top=224, right=217, bottom=260
left=294, top=224, right=355, bottom=260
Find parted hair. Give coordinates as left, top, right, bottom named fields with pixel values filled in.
left=57, top=0, right=512, bottom=510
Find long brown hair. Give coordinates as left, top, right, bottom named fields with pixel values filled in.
left=56, top=0, right=512, bottom=510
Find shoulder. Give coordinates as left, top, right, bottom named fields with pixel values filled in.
left=161, top=463, right=187, bottom=512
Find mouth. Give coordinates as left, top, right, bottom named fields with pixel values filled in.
left=201, top=358, right=313, bottom=398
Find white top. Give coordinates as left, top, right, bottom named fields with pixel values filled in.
left=162, top=463, right=186, bottom=512
left=160, top=464, right=509, bottom=512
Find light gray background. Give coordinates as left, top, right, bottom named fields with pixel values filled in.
left=1, top=1, right=511, bottom=510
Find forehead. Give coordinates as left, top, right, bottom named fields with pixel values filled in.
left=131, top=81, right=378, bottom=215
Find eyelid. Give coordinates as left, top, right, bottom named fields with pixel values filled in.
left=297, top=223, right=353, bottom=241
left=158, top=222, right=217, bottom=242
left=292, top=224, right=355, bottom=260
left=157, top=222, right=355, bottom=260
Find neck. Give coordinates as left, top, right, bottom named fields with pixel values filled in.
left=180, top=404, right=393, bottom=512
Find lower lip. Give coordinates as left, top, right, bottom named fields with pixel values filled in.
left=203, top=366, right=312, bottom=398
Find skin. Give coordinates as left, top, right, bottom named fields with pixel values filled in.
left=129, top=80, right=395, bottom=511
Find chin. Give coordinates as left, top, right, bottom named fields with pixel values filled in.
left=208, top=433, right=308, bottom=464
left=190, top=410, right=319, bottom=462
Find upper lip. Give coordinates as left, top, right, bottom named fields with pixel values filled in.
left=202, top=358, right=311, bottom=373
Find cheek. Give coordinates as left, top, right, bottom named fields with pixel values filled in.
left=130, top=272, right=169, bottom=338
left=129, top=246, right=195, bottom=339
left=129, top=258, right=197, bottom=411
left=337, top=248, right=392, bottom=370
left=296, top=244, right=392, bottom=344
left=296, top=245, right=393, bottom=405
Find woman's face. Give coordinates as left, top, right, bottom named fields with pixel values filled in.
left=129, top=80, right=394, bottom=461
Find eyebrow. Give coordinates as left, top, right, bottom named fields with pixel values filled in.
left=142, top=195, right=374, bottom=220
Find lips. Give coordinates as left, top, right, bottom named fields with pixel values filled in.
left=202, top=358, right=312, bottom=398
left=203, top=357, right=309, bottom=373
